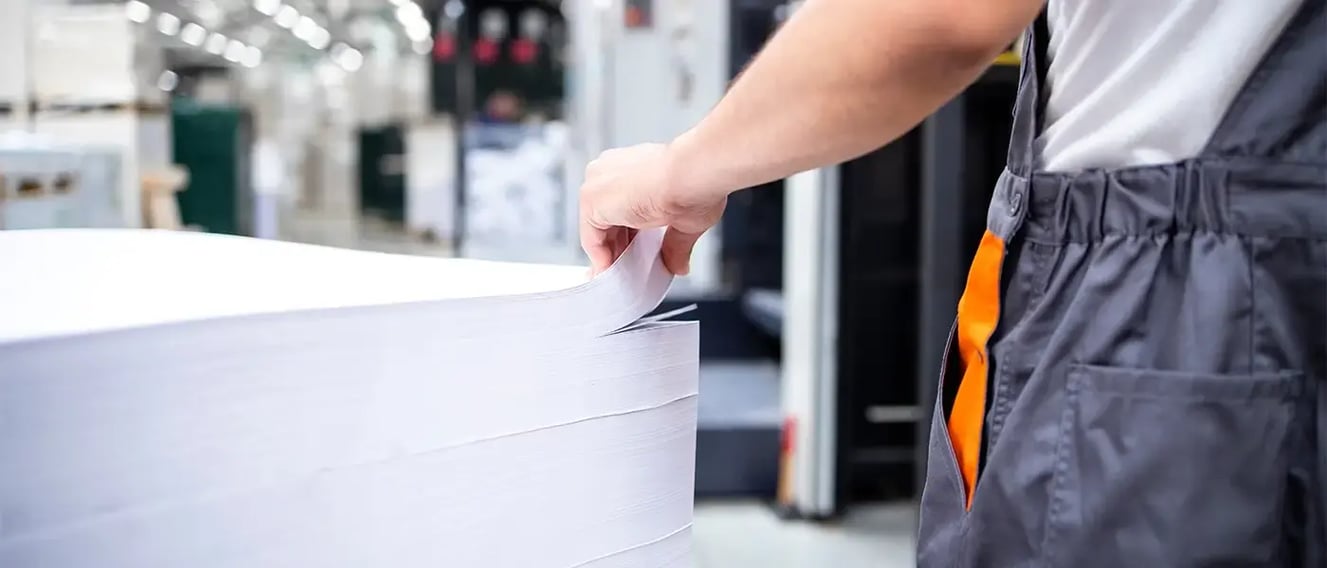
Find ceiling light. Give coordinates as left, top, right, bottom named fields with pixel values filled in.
left=156, top=13, right=181, bottom=36
left=331, top=43, right=363, bottom=72
left=405, top=20, right=430, bottom=42
left=443, top=0, right=464, bottom=20
left=205, top=32, right=228, bottom=55
left=274, top=5, right=299, bottom=29
left=194, top=0, right=223, bottom=28
left=293, top=16, right=318, bottom=41
left=479, top=8, right=507, bottom=39
left=180, top=23, right=206, bottom=46
left=241, top=46, right=263, bottom=68
left=125, top=1, right=151, bottom=23
left=157, top=70, right=179, bottom=92
left=395, top=2, right=423, bottom=22
left=308, top=27, right=331, bottom=50
left=224, top=39, right=247, bottom=62
left=253, top=0, right=281, bottom=17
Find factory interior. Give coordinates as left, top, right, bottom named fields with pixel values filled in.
left=1, top=0, right=1032, bottom=566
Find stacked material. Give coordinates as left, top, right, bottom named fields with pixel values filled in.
left=405, top=119, right=458, bottom=243
left=0, top=0, right=25, bottom=113
left=0, top=229, right=697, bottom=568
left=0, top=133, right=125, bottom=230
left=27, top=4, right=173, bottom=229
left=29, top=4, right=166, bottom=106
left=32, top=109, right=172, bottom=229
left=462, top=123, right=572, bottom=264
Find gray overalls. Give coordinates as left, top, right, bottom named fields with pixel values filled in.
left=918, top=1, right=1327, bottom=565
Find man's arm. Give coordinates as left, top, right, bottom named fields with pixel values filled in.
left=669, top=0, right=1042, bottom=198
left=579, top=0, right=1044, bottom=274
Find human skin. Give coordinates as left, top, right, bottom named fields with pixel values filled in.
left=577, top=0, right=1045, bottom=275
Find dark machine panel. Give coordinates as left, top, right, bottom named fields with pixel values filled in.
left=357, top=124, right=407, bottom=223
left=835, top=65, right=1018, bottom=508
left=722, top=0, right=789, bottom=295
left=835, top=129, right=924, bottom=502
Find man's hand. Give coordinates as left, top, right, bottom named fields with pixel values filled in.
left=578, top=143, right=727, bottom=276
left=577, top=0, right=1041, bottom=276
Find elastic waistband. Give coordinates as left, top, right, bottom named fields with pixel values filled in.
left=987, top=159, right=1327, bottom=244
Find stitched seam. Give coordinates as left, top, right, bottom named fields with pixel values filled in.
left=1024, top=231, right=1327, bottom=246
left=1071, top=391, right=1298, bottom=403
left=986, top=244, right=1051, bottom=453
left=1005, top=159, right=1327, bottom=184
left=1215, top=156, right=1327, bottom=168
left=1041, top=369, right=1079, bottom=564
left=1027, top=243, right=1055, bottom=305
left=1246, top=236, right=1257, bottom=375
left=986, top=365, right=1009, bottom=459
left=1201, top=0, right=1311, bottom=156
left=933, top=321, right=970, bottom=517
left=1204, top=63, right=1270, bottom=153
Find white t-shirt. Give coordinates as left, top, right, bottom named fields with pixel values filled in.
left=1035, top=0, right=1303, bottom=172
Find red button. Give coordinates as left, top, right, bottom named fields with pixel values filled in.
left=474, top=39, right=499, bottom=65
left=433, top=35, right=456, bottom=61
left=511, top=39, right=538, bottom=64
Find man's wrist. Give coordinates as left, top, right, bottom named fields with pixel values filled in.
left=665, top=129, right=732, bottom=203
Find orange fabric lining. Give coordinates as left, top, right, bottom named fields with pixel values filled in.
left=949, top=229, right=1004, bottom=509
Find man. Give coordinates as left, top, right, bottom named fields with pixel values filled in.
left=579, top=0, right=1325, bottom=565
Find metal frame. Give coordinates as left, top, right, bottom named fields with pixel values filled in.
left=447, top=3, right=474, bottom=253
left=561, top=0, right=618, bottom=264
left=7, top=0, right=33, bottom=131
left=779, top=165, right=839, bottom=518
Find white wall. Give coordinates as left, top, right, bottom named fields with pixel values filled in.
left=607, top=0, right=728, bottom=147
left=0, top=0, right=29, bottom=109
left=567, top=0, right=730, bottom=292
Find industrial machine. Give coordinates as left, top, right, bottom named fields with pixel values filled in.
left=430, top=0, right=571, bottom=261
left=357, top=123, right=408, bottom=225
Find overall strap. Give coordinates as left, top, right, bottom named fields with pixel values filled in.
left=1005, top=10, right=1051, bottom=177
left=1201, top=0, right=1326, bottom=162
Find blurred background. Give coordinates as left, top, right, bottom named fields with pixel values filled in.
left=0, top=0, right=1023, bottom=565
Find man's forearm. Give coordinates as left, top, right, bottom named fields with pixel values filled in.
left=666, top=0, right=1042, bottom=199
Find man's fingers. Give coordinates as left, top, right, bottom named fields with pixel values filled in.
left=660, top=226, right=703, bottom=276
left=580, top=216, right=615, bottom=275
left=609, top=227, right=629, bottom=263
left=587, top=221, right=701, bottom=277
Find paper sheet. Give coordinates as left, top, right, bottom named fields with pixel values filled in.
left=0, top=228, right=697, bottom=568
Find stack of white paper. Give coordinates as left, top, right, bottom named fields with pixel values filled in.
left=0, top=228, right=698, bottom=568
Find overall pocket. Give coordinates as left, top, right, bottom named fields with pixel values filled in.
left=917, top=322, right=971, bottom=566
left=1045, top=364, right=1303, bottom=567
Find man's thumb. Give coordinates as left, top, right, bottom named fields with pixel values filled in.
left=660, top=227, right=703, bottom=276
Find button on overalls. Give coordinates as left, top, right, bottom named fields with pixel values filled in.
left=918, top=1, right=1327, bottom=566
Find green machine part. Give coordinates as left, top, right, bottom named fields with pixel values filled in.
left=358, top=123, right=407, bottom=223
left=172, top=100, right=254, bottom=236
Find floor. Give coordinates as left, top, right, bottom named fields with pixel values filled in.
left=282, top=211, right=455, bottom=258
left=693, top=501, right=917, bottom=567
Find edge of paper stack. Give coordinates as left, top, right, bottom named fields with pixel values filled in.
left=0, top=228, right=698, bottom=568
